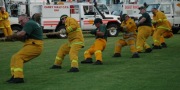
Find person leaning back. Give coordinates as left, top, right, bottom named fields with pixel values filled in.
left=50, top=15, right=84, bottom=72
left=6, top=13, right=43, bottom=83
left=113, top=14, right=140, bottom=58
left=136, top=6, right=152, bottom=53
left=81, top=18, right=108, bottom=65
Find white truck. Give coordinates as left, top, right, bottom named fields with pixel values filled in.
left=118, top=0, right=180, bottom=34
left=0, top=0, right=121, bottom=38
left=146, top=0, right=180, bottom=34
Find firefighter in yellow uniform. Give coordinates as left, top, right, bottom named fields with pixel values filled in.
left=6, top=14, right=43, bottom=83
left=152, top=20, right=173, bottom=48
left=136, top=6, right=152, bottom=53
left=0, top=7, right=4, bottom=36
left=160, top=14, right=173, bottom=48
left=151, top=8, right=171, bottom=49
left=113, top=14, right=139, bottom=58
left=0, top=7, right=4, bottom=30
left=0, top=7, right=13, bottom=37
left=81, top=18, right=107, bottom=65
left=50, top=15, right=84, bottom=72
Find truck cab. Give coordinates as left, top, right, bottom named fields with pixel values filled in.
left=0, top=0, right=121, bottom=38
left=41, top=2, right=121, bottom=38
left=72, top=3, right=120, bottom=36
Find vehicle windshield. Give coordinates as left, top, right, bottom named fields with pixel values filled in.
left=97, top=4, right=110, bottom=14
left=146, top=4, right=160, bottom=13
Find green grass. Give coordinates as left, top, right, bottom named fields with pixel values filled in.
left=0, top=34, right=180, bottom=90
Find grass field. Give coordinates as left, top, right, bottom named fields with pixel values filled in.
left=0, top=34, right=180, bottom=90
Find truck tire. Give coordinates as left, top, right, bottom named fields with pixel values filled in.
left=107, top=24, right=119, bottom=37
left=11, top=26, right=22, bottom=33
left=0, top=29, right=4, bottom=37
left=56, top=26, right=67, bottom=39
left=172, top=27, right=179, bottom=34
left=46, top=35, right=56, bottom=38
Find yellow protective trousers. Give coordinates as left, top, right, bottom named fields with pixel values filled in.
left=54, top=43, right=83, bottom=68
left=84, top=38, right=106, bottom=61
left=114, top=37, right=137, bottom=54
left=160, top=36, right=165, bottom=44
left=10, top=39, right=43, bottom=78
left=153, top=28, right=166, bottom=46
left=2, top=26, right=13, bottom=36
left=0, top=13, right=4, bottom=28
left=136, top=26, right=152, bottom=52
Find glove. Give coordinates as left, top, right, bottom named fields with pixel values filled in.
left=152, top=20, right=157, bottom=24
left=123, top=26, right=127, bottom=31
left=135, top=22, right=139, bottom=27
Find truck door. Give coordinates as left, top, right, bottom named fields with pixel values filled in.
left=70, top=5, right=80, bottom=25
left=173, top=1, right=180, bottom=27
left=80, top=5, right=101, bottom=30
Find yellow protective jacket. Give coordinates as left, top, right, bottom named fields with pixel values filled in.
left=1, top=11, right=11, bottom=28
left=0, top=12, right=4, bottom=28
left=167, top=20, right=172, bottom=31
left=152, top=10, right=171, bottom=30
left=65, top=17, right=84, bottom=47
left=121, top=18, right=137, bottom=39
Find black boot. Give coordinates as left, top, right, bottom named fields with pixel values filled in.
left=8, top=78, right=24, bottom=83
left=81, top=58, right=93, bottom=64
left=50, top=65, right=62, bottom=69
left=93, top=60, right=103, bottom=65
left=131, top=53, right=140, bottom=58
left=67, top=67, right=79, bottom=72
left=145, top=48, right=152, bottom=53
left=6, top=76, right=14, bottom=83
left=112, top=53, right=121, bottom=57
left=153, top=45, right=162, bottom=49
left=161, top=42, right=167, bottom=48
left=152, top=44, right=154, bottom=46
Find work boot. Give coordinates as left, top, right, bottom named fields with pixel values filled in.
left=6, top=76, right=14, bottom=83
left=153, top=45, right=162, bottom=49
left=8, top=78, right=24, bottom=83
left=50, top=65, right=62, bottom=69
left=112, top=53, right=121, bottom=57
left=161, top=42, right=167, bottom=48
left=81, top=58, right=93, bottom=64
left=137, top=51, right=143, bottom=53
left=131, top=53, right=140, bottom=58
left=145, top=48, right=152, bottom=53
left=67, top=67, right=79, bottom=72
left=93, top=60, right=103, bottom=65
left=152, top=44, right=154, bottom=46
